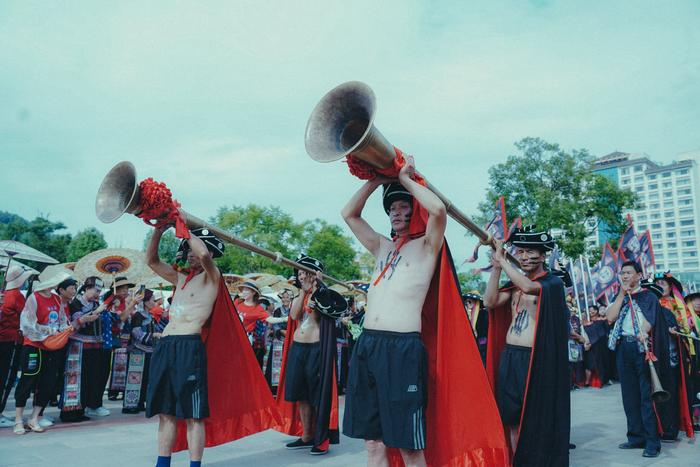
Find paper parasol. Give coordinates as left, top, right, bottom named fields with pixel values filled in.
left=0, top=240, right=59, bottom=264
left=74, top=248, right=151, bottom=285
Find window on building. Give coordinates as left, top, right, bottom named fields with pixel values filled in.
left=681, top=219, right=695, bottom=226
left=681, top=229, right=695, bottom=237
left=638, top=224, right=648, bottom=231
left=678, top=169, right=689, bottom=175
left=651, top=223, right=661, bottom=229
left=668, top=252, right=679, bottom=259
left=651, top=213, right=661, bottom=220
left=652, top=233, right=662, bottom=240
left=683, top=240, right=696, bottom=248
left=621, top=179, right=630, bottom=185
left=678, top=178, right=691, bottom=185
left=648, top=183, right=658, bottom=190
left=683, top=251, right=697, bottom=258
left=664, top=210, right=674, bottom=218
left=649, top=174, right=657, bottom=180
left=669, top=263, right=679, bottom=269
left=663, top=181, right=672, bottom=188
left=648, top=193, right=659, bottom=200
left=679, top=208, right=693, bottom=217
left=667, top=242, right=677, bottom=249
left=650, top=204, right=660, bottom=211
left=638, top=214, right=647, bottom=221
left=678, top=188, right=691, bottom=196
left=667, top=232, right=676, bottom=238
left=679, top=199, right=692, bottom=206
left=662, top=172, right=671, bottom=178
left=657, top=263, right=665, bottom=269
left=684, top=261, right=699, bottom=269
left=635, top=176, right=644, bottom=184
left=621, top=168, right=629, bottom=175
left=663, top=192, right=673, bottom=200
left=657, top=253, right=664, bottom=259
left=634, top=165, right=644, bottom=172
left=653, top=243, right=663, bottom=250
left=666, top=221, right=676, bottom=228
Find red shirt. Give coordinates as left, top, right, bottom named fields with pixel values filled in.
left=24, top=293, right=62, bottom=349
left=0, top=288, right=27, bottom=343
left=235, top=300, right=268, bottom=333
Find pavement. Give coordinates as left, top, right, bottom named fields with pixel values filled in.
left=0, top=383, right=697, bottom=466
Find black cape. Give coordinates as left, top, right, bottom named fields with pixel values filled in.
left=487, top=272, right=570, bottom=467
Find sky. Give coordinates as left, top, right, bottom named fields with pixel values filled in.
left=1, top=1, right=699, bottom=270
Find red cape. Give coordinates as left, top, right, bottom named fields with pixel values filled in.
left=173, top=278, right=281, bottom=452
left=388, top=244, right=509, bottom=466
left=274, top=310, right=340, bottom=447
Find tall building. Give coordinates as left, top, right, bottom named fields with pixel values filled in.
left=589, top=151, right=700, bottom=286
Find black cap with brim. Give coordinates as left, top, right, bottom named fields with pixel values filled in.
left=294, top=254, right=324, bottom=288
left=653, top=272, right=684, bottom=295
left=382, top=182, right=413, bottom=215
left=684, top=292, right=700, bottom=303
left=176, top=227, right=225, bottom=261
left=311, top=286, right=348, bottom=319
left=507, top=224, right=556, bottom=251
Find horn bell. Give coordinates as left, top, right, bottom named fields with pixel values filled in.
left=304, top=81, right=394, bottom=169
left=95, top=161, right=140, bottom=223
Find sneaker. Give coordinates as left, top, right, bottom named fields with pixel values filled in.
left=0, top=416, right=15, bottom=428
left=38, top=417, right=54, bottom=428
left=310, top=445, right=328, bottom=456
left=285, top=438, right=314, bottom=450
left=618, top=442, right=645, bottom=449
left=86, top=407, right=110, bottom=417
left=642, top=448, right=660, bottom=458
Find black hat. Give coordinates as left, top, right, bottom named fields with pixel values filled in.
left=78, top=276, right=104, bottom=294
left=684, top=292, right=700, bottom=303
left=294, top=254, right=325, bottom=288
left=310, top=286, right=348, bottom=319
left=382, top=182, right=413, bottom=215
left=176, top=227, right=225, bottom=260
left=461, top=291, right=483, bottom=303
left=653, top=271, right=684, bottom=295
left=551, top=268, right=573, bottom=288
left=641, top=280, right=664, bottom=299
left=507, top=224, right=556, bottom=252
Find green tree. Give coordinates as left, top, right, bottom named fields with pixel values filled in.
left=66, top=227, right=108, bottom=261
left=143, top=229, right=181, bottom=265
left=307, top=221, right=360, bottom=280
left=478, top=138, right=639, bottom=258
left=458, top=270, right=486, bottom=294
left=0, top=211, right=72, bottom=266
left=208, top=204, right=361, bottom=280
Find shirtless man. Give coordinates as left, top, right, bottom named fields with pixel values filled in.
left=341, top=155, right=446, bottom=467
left=145, top=226, right=223, bottom=467
left=483, top=231, right=554, bottom=453
left=283, top=255, right=326, bottom=454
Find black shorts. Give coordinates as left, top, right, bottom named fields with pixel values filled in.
left=343, top=329, right=427, bottom=450
left=284, top=341, right=321, bottom=406
left=146, top=335, right=209, bottom=420
left=496, top=344, right=531, bottom=426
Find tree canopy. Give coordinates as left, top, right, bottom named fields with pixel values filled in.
left=66, top=227, right=108, bottom=262
left=478, top=137, right=639, bottom=258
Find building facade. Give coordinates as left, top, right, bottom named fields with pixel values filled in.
left=589, top=151, right=700, bottom=287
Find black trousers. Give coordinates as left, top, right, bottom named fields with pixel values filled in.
left=656, top=364, right=680, bottom=439
left=0, top=341, right=22, bottom=413
left=616, top=339, right=661, bottom=451
left=14, top=346, right=61, bottom=409
left=96, top=349, right=112, bottom=405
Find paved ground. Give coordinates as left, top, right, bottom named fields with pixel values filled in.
left=0, top=383, right=696, bottom=466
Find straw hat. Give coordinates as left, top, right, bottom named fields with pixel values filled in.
left=32, top=269, right=75, bottom=292
left=4, top=264, right=36, bottom=290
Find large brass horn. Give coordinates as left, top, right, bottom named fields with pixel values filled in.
left=305, top=81, right=517, bottom=263
left=648, top=359, right=670, bottom=403
left=95, top=162, right=355, bottom=291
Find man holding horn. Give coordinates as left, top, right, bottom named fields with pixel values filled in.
left=341, top=155, right=508, bottom=466
left=145, top=225, right=279, bottom=467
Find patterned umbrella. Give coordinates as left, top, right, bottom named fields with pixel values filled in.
left=0, top=240, right=59, bottom=264
left=74, top=248, right=153, bottom=286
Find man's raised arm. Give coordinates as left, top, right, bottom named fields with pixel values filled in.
left=341, top=177, right=388, bottom=257
left=187, top=233, right=221, bottom=284
left=146, top=227, right=178, bottom=285
left=397, top=156, right=446, bottom=254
